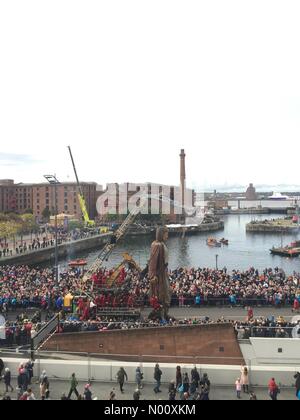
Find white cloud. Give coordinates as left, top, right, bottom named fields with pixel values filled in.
left=0, top=0, right=300, bottom=189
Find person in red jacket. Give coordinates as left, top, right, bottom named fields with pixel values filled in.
left=268, top=378, right=280, bottom=400
left=247, top=306, right=254, bottom=321
left=293, top=298, right=300, bottom=313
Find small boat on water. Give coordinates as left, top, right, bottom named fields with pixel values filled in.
left=270, top=241, right=300, bottom=257
left=207, top=237, right=221, bottom=247
left=68, top=259, right=88, bottom=267
left=220, top=238, right=229, bottom=245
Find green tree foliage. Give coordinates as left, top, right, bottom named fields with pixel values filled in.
left=0, top=213, right=38, bottom=238
left=42, top=207, right=51, bottom=221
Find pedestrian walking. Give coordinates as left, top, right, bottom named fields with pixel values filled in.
left=68, top=373, right=79, bottom=400
left=116, top=367, right=128, bottom=394
left=3, top=368, right=13, bottom=393
left=135, top=366, right=143, bottom=390
left=268, top=378, right=280, bottom=400
left=235, top=378, right=242, bottom=399
left=176, top=366, right=182, bottom=389
left=154, top=363, right=162, bottom=394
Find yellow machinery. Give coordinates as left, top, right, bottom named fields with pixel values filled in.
left=106, top=252, right=141, bottom=288
left=68, top=146, right=95, bottom=227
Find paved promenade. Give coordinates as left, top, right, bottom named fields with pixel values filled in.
left=142, top=306, right=296, bottom=320
left=0, top=379, right=297, bottom=401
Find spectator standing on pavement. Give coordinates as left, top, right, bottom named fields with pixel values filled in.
left=182, top=372, right=190, bottom=393
left=117, top=367, right=128, bottom=394
left=176, top=366, right=182, bottom=389
left=191, top=366, right=200, bottom=389
left=168, top=381, right=176, bottom=400
left=199, top=383, right=210, bottom=401
left=27, top=388, right=36, bottom=400
left=268, top=378, right=280, bottom=400
left=135, top=367, right=143, bottom=390
left=0, top=358, right=4, bottom=379
left=26, top=360, right=34, bottom=385
left=247, top=307, right=254, bottom=321
left=133, top=389, right=140, bottom=400
left=18, top=366, right=29, bottom=393
left=190, top=378, right=197, bottom=395
left=294, top=372, right=300, bottom=398
left=84, top=384, right=92, bottom=400
left=235, top=378, right=242, bottom=399
left=241, top=366, right=249, bottom=393
left=154, top=363, right=162, bottom=394
left=68, top=373, right=79, bottom=400
left=40, top=371, right=50, bottom=400
left=200, top=373, right=211, bottom=391
left=109, top=388, right=116, bottom=400
left=3, top=368, right=13, bottom=393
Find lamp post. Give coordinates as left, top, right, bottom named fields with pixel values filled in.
left=44, top=175, right=60, bottom=285
left=215, top=254, right=219, bottom=270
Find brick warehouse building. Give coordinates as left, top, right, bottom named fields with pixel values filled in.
left=0, top=179, right=194, bottom=223
left=0, top=180, right=33, bottom=214
left=0, top=179, right=100, bottom=221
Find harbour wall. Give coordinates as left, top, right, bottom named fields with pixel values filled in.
left=246, top=224, right=299, bottom=233
left=0, top=233, right=112, bottom=266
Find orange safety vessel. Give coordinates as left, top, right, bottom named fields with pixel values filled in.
left=68, top=259, right=88, bottom=267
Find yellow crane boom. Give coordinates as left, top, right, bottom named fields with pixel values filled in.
left=68, top=146, right=95, bottom=227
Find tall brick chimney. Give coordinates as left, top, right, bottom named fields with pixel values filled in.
left=180, top=149, right=186, bottom=207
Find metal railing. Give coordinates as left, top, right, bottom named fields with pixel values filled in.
left=237, top=325, right=300, bottom=339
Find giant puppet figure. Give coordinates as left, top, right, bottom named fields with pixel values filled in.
left=148, top=227, right=171, bottom=320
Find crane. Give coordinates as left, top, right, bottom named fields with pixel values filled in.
left=83, top=193, right=201, bottom=284
left=83, top=194, right=148, bottom=282
left=68, top=146, right=95, bottom=227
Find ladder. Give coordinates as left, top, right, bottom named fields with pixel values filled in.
left=83, top=195, right=147, bottom=282
left=82, top=193, right=204, bottom=284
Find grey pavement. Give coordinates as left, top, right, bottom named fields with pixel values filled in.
left=3, top=306, right=296, bottom=324
left=0, top=379, right=297, bottom=401
left=142, top=306, right=296, bottom=320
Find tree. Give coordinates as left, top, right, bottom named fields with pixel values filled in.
left=20, top=214, right=38, bottom=234
left=42, top=207, right=51, bottom=221
left=0, top=220, right=21, bottom=241
left=24, top=208, right=33, bottom=214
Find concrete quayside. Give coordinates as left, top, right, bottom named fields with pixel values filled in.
left=0, top=233, right=112, bottom=266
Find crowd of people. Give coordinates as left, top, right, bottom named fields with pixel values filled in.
left=1, top=311, right=300, bottom=348
left=1, top=358, right=299, bottom=400
left=0, top=228, right=101, bottom=259
left=0, top=263, right=300, bottom=348
left=167, top=267, right=300, bottom=308
left=0, top=264, right=300, bottom=313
